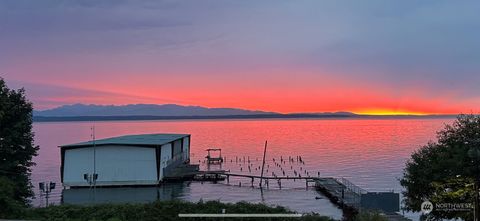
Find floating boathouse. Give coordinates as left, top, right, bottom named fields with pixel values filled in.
left=60, top=133, right=198, bottom=187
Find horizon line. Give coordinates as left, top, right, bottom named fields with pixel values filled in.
left=33, top=102, right=467, bottom=117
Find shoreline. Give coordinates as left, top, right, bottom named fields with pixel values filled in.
left=33, top=114, right=457, bottom=123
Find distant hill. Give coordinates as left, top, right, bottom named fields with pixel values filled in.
left=32, top=104, right=455, bottom=122
left=32, top=104, right=364, bottom=122
left=33, top=103, right=278, bottom=117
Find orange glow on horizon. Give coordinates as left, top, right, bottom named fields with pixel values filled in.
left=353, top=109, right=432, bottom=116
left=24, top=69, right=478, bottom=115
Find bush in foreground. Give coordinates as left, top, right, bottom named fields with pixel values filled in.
left=401, top=114, right=480, bottom=220
left=22, top=200, right=335, bottom=221
left=0, top=78, right=39, bottom=217
left=354, top=210, right=387, bottom=221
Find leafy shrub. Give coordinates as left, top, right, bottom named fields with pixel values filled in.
left=22, top=200, right=335, bottom=221
left=0, top=177, right=25, bottom=218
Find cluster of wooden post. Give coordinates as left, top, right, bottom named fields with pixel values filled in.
left=198, top=141, right=326, bottom=189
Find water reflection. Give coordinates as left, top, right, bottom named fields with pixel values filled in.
left=62, top=184, right=185, bottom=205
left=31, top=118, right=455, bottom=220
left=55, top=182, right=343, bottom=220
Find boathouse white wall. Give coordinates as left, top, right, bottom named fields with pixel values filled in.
left=60, top=134, right=191, bottom=187
left=63, top=145, right=158, bottom=187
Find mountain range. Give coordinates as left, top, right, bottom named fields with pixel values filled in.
left=33, top=104, right=451, bottom=122
left=32, top=104, right=360, bottom=122
left=33, top=103, right=281, bottom=117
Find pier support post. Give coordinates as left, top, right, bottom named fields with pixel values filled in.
left=251, top=177, right=254, bottom=187
left=259, top=140, right=268, bottom=188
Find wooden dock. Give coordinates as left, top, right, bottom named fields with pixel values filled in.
left=197, top=171, right=408, bottom=220
left=199, top=171, right=362, bottom=195
left=198, top=171, right=318, bottom=189
left=198, top=171, right=363, bottom=211
left=197, top=171, right=362, bottom=219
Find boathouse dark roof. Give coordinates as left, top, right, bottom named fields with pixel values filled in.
left=60, top=133, right=190, bottom=149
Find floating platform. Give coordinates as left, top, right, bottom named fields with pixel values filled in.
left=193, top=173, right=226, bottom=182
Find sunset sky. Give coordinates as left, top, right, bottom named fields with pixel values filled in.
left=1, top=0, right=479, bottom=114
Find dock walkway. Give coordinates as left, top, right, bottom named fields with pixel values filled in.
left=314, top=177, right=364, bottom=210
left=197, top=171, right=317, bottom=188
left=199, top=171, right=363, bottom=209
left=199, top=171, right=409, bottom=220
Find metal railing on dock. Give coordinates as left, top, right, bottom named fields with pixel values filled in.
left=335, top=177, right=366, bottom=209
left=335, top=177, right=367, bottom=195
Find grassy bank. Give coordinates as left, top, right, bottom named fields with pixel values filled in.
left=20, top=200, right=335, bottom=221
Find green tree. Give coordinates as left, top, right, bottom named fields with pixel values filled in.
left=0, top=177, right=24, bottom=217
left=0, top=78, right=39, bottom=216
left=401, top=114, right=480, bottom=220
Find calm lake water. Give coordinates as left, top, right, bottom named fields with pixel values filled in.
left=30, top=117, right=454, bottom=219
